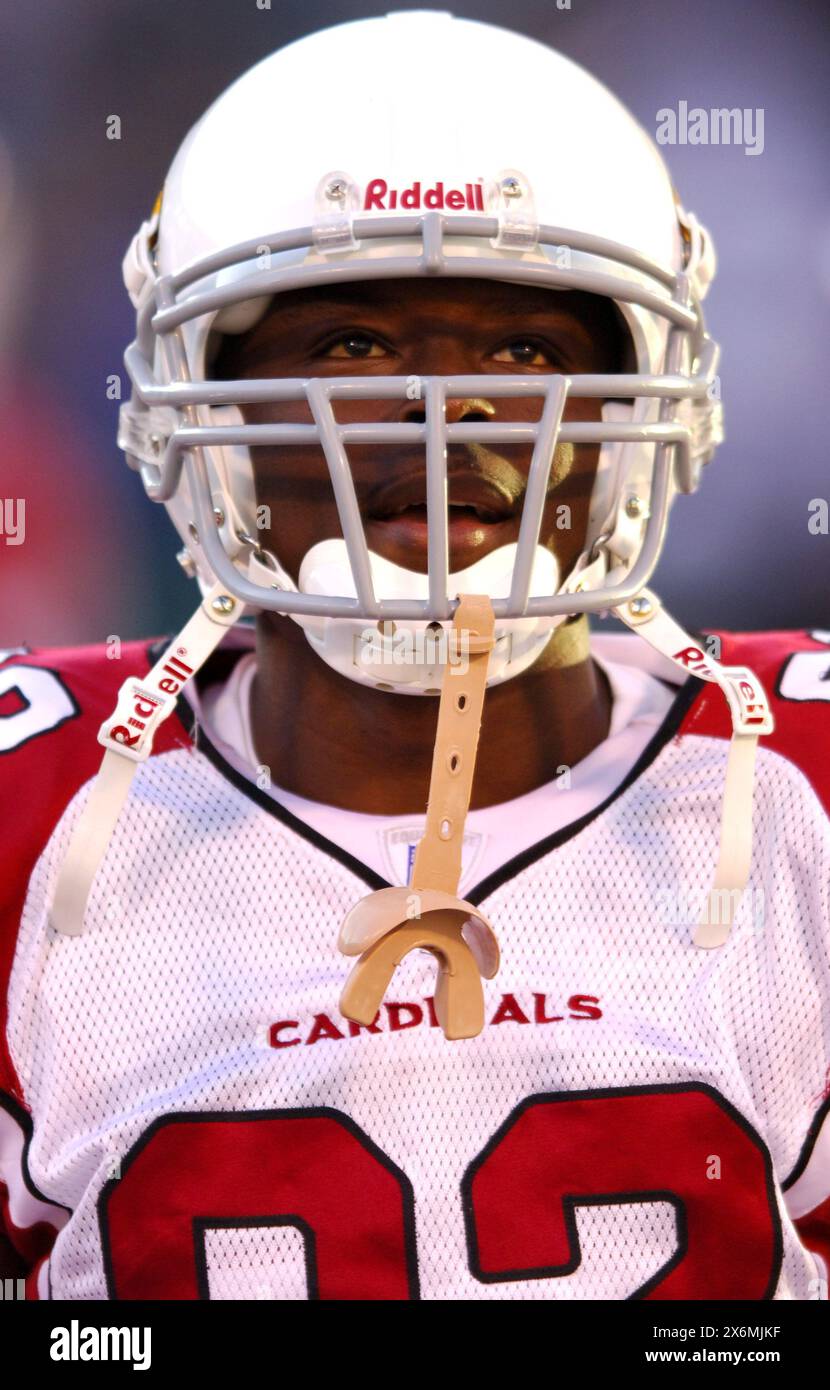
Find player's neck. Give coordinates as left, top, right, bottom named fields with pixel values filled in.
left=249, top=614, right=612, bottom=813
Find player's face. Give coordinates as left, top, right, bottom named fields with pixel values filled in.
left=213, top=278, right=629, bottom=579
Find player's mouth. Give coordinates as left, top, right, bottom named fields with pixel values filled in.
left=365, top=469, right=518, bottom=569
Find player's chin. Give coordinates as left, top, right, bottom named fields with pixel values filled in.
left=364, top=506, right=518, bottom=574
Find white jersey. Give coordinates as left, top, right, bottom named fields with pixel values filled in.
left=1, top=627, right=829, bottom=1300
left=197, top=637, right=676, bottom=896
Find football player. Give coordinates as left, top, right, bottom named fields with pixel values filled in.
left=1, top=11, right=828, bottom=1301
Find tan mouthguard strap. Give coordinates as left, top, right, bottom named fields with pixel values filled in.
left=336, top=594, right=498, bottom=1040
left=410, top=594, right=496, bottom=896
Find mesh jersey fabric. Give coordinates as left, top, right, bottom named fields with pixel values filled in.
left=196, top=639, right=677, bottom=896
left=1, top=630, right=829, bottom=1300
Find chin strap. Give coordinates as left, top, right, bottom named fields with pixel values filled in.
left=49, top=583, right=244, bottom=937
left=612, top=589, right=774, bottom=948
left=338, top=594, right=501, bottom=1040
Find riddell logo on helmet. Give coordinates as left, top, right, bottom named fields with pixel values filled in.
left=363, top=178, right=485, bottom=212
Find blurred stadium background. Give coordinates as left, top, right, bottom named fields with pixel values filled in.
left=0, top=0, right=827, bottom=647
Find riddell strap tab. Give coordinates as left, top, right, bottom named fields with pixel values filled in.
left=614, top=591, right=774, bottom=733
left=49, top=584, right=244, bottom=938
left=613, top=589, right=774, bottom=948
left=96, top=592, right=240, bottom=761
left=410, top=594, right=496, bottom=897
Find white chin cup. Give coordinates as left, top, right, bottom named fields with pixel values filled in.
left=291, top=539, right=565, bottom=694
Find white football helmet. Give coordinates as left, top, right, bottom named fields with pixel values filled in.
left=118, top=8, right=722, bottom=694
left=50, top=11, right=773, bottom=973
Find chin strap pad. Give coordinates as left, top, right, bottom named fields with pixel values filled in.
left=49, top=583, right=244, bottom=937
left=613, top=589, right=774, bottom=948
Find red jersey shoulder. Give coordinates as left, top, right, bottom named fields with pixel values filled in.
left=0, top=638, right=192, bottom=1103
left=0, top=637, right=193, bottom=859
left=0, top=635, right=192, bottom=856
left=679, top=629, right=830, bottom=814
left=0, top=637, right=191, bottom=795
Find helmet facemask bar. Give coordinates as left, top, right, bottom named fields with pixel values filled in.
left=121, top=210, right=718, bottom=623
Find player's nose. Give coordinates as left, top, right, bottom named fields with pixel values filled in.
left=399, top=396, right=496, bottom=426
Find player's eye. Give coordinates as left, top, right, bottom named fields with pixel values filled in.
left=492, top=339, right=555, bottom=367
left=319, top=332, right=387, bottom=359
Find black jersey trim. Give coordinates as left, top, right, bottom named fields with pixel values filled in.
left=149, top=638, right=391, bottom=894
left=0, top=1089, right=74, bottom=1219
left=150, top=637, right=705, bottom=905
left=781, top=1093, right=830, bottom=1191
left=466, top=670, right=703, bottom=904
